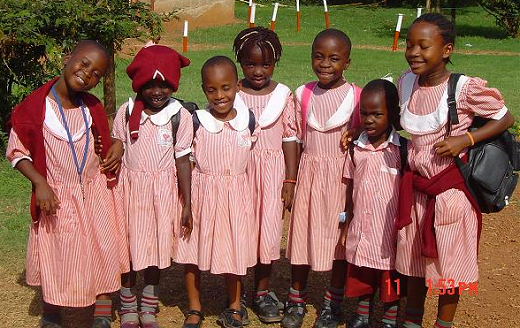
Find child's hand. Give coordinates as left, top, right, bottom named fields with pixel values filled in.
left=339, top=222, right=349, bottom=246
left=35, top=180, right=60, bottom=215
left=100, top=139, right=124, bottom=173
left=340, top=128, right=358, bottom=150
left=434, top=134, right=471, bottom=157
left=94, top=136, right=103, bottom=156
left=281, top=182, right=296, bottom=212
left=181, top=206, right=193, bottom=239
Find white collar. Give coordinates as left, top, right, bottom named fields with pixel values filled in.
left=127, top=97, right=182, bottom=126
left=44, top=97, right=93, bottom=141
left=354, top=127, right=401, bottom=149
left=399, top=72, right=468, bottom=134
left=297, top=83, right=355, bottom=132
left=235, top=84, right=291, bottom=128
left=196, top=107, right=250, bottom=133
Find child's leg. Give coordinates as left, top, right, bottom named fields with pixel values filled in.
left=434, top=292, right=459, bottom=328
left=225, top=274, right=243, bottom=321
left=382, top=300, right=399, bottom=327
left=315, top=260, right=347, bottom=326
left=254, top=262, right=272, bottom=292
left=281, top=265, right=310, bottom=328
left=184, top=264, right=202, bottom=325
left=253, top=262, right=283, bottom=323
left=92, top=294, right=113, bottom=327
left=140, top=266, right=160, bottom=325
left=41, top=301, right=62, bottom=326
left=291, top=264, right=310, bottom=291
left=120, top=266, right=139, bottom=325
left=402, top=277, right=428, bottom=328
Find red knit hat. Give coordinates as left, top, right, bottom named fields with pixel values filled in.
left=126, top=45, right=190, bottom=140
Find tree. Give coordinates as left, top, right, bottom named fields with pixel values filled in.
left=479, top=0, right=520, bottom=38
left=0, top=0, right=164, bottom=132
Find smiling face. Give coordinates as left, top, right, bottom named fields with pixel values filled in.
left=140, top=79, right=174, bottom=112
left=311, top=35, right=350, bottom=89
left=240, top=45, right=275, bottom=91
left=62, top=44, right=109, bottom=93
left=405, top=21, right=453, bottom=81
left=202, top=63, right=239, bottom=121
left=360, top=90, right=391, bottom=146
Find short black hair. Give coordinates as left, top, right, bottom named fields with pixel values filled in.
left=71, top=40, right=110, bottom=60
left=233, top=27, right=282, bottom=64
left=312, top=28, right=352, bottom=53
left=361, top=79, right=400, bottom=128
left=201, top=55, right=238, bottom=82
left=413, top=13, right=456, bottom=46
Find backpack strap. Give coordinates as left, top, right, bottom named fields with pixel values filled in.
left=446, top=73, right=464, bottom=137
left=398, top=135, right=408, bottom=174
left=170, top=111, right=181, bottom=146
left=300, top=82, right=318, bottom=138
left=192, top=111, right=201, bottom=135
left=248, top=109, right=256, bottom=135
left=348, top=143, right=356, bottom=167
left=351, top=83, right=362, bottom=129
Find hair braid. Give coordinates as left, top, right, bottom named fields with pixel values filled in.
left=233, top=27, right=282, bottom=64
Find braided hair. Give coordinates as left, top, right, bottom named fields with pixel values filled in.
left=362, top=79, right=400, bottom=129
left=233, top=27, right=282, bottom=64
left=412, top=13, right=455, bottom=63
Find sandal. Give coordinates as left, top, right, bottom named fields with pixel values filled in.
left=182, top=309, right=204, bottom=328
left=139, top=311, right=160, bottom=328
left=217, top=308, right=243, bottom=328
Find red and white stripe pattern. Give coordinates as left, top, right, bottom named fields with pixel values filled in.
left=239, top=89, right=297, bottom=264
left=343, top=130, right=401, bottom=270
left=395, top=72, right=508, bottom=287
left=173, top=122, right=257, bottom=275
left=6, top=97, right=129, bottom=307
left=287, top=81, right=358, bottom=271
left=112, top=103, right=193, bottom=271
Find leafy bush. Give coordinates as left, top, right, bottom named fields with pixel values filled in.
left=0, top=0, right=164, bottom=129
left=479, top=0, right=520, bottom=37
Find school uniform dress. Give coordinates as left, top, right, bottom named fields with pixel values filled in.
left=6, top=97, right=129, bottom=307
left=287, top=81, right=360, bottom=271
left=395, top=71, right=508, bottom=287
left=112, top=98, right=193, bottom=271
left=173, top=108, right=257, bottom=275
left=235, top=84, right=297, bottom=264
left=343, top=129, right=401, bottom=302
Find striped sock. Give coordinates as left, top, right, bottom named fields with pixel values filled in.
left=256, top=289, right=269, bottom=298
left=120, top=287, right=138, bottom=323
left=382, top=302, right=398, bottom=326
left=140, top=285, right=159, bottom=324
left=434, top=318, right=454, bottom=328
left=288, top=287, right=308, bottom=304
left=402, top=307, right=424, bottom=328
left=356, top=299, right=370, bottom=319
left=93, top=299, right=112, bottom=320
left=323, top=286, right=344, bottom=309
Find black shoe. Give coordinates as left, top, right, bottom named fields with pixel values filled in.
left=40, top=314, right=62, bottom=328
left=381, top=323, right=397, bottom=328
left=240, top=293, right=250, bottom=325
left=280, top=301, right=306, bottom=328
left=217, top=308, right=244, bottom=328
left=182, top=310, right=204, bottom=328
left=314, top=305, right=342, bottom=328
left=91, top=317, right=111, bottom=328
left=347, top=314, right=370, bottom=328
left=252, top=291, right=283, bottom=323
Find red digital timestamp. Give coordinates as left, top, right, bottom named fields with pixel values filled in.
left=426, top=278, right=478, bottom=296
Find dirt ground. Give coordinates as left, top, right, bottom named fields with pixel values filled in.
left=1, top=186, right=519, bottom=328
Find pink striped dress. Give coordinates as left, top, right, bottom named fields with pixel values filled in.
left=6, top=97, right=129, bottom=307
left=112, top=98, right=193, bottom=271
left=395, top=72, right=508, bottom=287
left=173, top=108, right=257, bottom=275
left=235, top=83, right=297, bottom=264
left=287, top=81, right=360, bottom=271
left=343, top=129, right=401, bottom=270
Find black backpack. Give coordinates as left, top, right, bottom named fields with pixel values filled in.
left=348, top=135, right=408, bottom=175
left=447, top=73, right=519, bottom=213
left=125, top=97, right=199, bottom=146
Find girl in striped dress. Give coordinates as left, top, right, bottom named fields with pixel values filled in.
left=174, top=56, right=256, bottom=328
left=232, top=27, right=298, bottom=323
left=395, top=14, right=514, bottom=328
left=282, top=29, right=361, bottom=328
left=111, top=45, right=193, bottom=328
left=340, top=79, right=403, bottom=328
left=6, top=41, right=129, bottom=328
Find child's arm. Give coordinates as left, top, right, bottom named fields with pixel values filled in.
left=340, top=178, right=354, bottom=246
left=281, top=93, right=299, bottom=211
left=100, top=104, right=127, bottom=172
left=16, top=160, right=60, bottom=215
left=175, top=108, right=195, bottom=238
